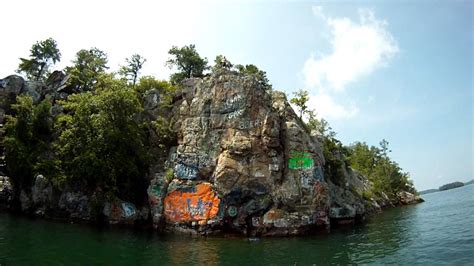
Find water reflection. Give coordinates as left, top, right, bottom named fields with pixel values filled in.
left=1, top=186, right=473, bottom=265
left=164, top=236, right=220, bottom=265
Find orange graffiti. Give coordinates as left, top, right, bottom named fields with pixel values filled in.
left=164, top=183, right=221, bottom=223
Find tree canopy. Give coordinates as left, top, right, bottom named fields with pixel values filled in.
left=17, top=38, right=61, bottom=81
left=67, top=48, right=109, bottom=91
left=166, top=44, right=208, bottom=84
left=56, top=77, right=149, bottom=203
left=290, top=89, right=309, bottom=119
left=3, top=95, right=54, bottom=204
left=119, top=54, right=146, bottom=87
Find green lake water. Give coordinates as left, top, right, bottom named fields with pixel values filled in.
left=1, top=185, right=473, bottom=265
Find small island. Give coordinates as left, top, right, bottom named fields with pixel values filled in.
left=419, top=179, right=473, bottom=195
left=439, top=182, right=464, bottom=191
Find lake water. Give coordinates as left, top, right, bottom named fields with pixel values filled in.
left=1, top=185, right=473, bottom=265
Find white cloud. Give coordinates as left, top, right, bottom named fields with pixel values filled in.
left=304, top=7, right=398, bottom=92
left=301, top=7, right=398, bottom=121
left=308, top=93, right=359, bottom=120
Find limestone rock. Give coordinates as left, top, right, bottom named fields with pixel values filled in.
left=148, top=71, right=330, bottom=235
left=397, top=191, right=424, bottom=205
left=31, top=174, right=53, bottom=207
left=0, top=176, right=12, bottom=208
left=58, top=191, right=90, bottom=220
left=0, top=75, right=24, bottom=98
left=103, top=201, right=138, bottom=225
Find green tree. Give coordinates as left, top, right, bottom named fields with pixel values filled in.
left=3, top=95, right=54, bottom=206
left=166, top=44, right=209, bottom=84
left=235, top=64, right=271, bottom=90
left=213, top=55, right=233, bottom=70
left=348, top=140, right=416, bottom=198
left=67, top=48, right=109, bottom=91
left=55, top=77, right=149, bottom=204
left=17, top=38, right=61, bottom=81
left=290, top=89, right=309, bottom=119
left=306, top=110, right=336, bottom=137
left=135, top=76, right=177, bottom=107
left=119, top=54, right=146, bottom=87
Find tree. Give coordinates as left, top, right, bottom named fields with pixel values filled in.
left=3, top=95, right=54, bottom=206
left=166, top=44, right=209, bottom=84
left=135, top=76, right=177, bottom=107
left=67, top=48, right=108, bottom=91
left=119, top=54, right=146, bottom=87
left=213, top=55, right=233, bottom=70
left=17, top=38, right=61, bottom=81
left=235, top=64, right=272, bottom=90
left=290, top=89, right=309, bottom=119
left=55, top=77, right=149, bottom=204
left=306, top=110, right=336, bottom=138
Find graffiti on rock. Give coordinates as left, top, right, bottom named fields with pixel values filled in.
left=122, top=202, right=136, bottom=218
left=300, top=171, right=314, bottom=188
left=226, top=109, right=244, bottom=120
left=252, top=216, right=261, bottom=227
left=174, top=163, right=199, bottom=180
left=313, top=165, right=324, bottom=181
left=164, top=183, right=220, bottom=223
left=227, top=205, right=238, bottom=217
left=238, top=119, right=264, bottom=130
left=268, top=164, right=279, bottom=172
left=176, top=153, right=216, bottom=169
left=288, top=151, right=314, bottom=170
left=221, top=94, right=244, bottom=112
left=152, top=183, right=162, bottom=196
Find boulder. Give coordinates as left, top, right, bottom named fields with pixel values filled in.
left=58, top=191, right=91, bottom=220
left=0, top=75, right=24, bottom=97
left=31, top=174, right=53, bottom=206
left=0, top=176, right=12, bottom=208
left=397, top=191, right=424, bottom=205
left=103, top=201, right=138, bottom=225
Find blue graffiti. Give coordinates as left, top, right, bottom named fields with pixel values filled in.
left=121, top=202, right=136, bottom=218
left=313, top=166, right=324, bottom=181
left=174, top=163, right=198, bottom=180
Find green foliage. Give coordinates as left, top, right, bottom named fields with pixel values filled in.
left=290, top=89, right=309, bottom=119
left=66, top=48, right=109, bottom=91
left=213, top=55, right=233, bottom=71
left=135, top=76, right=177, bottom=107
left=119, top=54, right=146, bottom=87
left=152, top=117, right=176, bottom=151
left=17, top=38, right=61, bottom=81
left=362, top=190, right=374, bottom=200
left=348, top=141, right=417, bottom=198
left=55, top=77, right=149, bottom=204
left=3, top=95, right=55, bottom=195
left=166, top=44, right=209, bottom=84
left=306, top=110, right=336, bottom=138
left=235, top=64, right=272, bottom=90
left=165, top=168, right=174, bottom=183
left=296, top=89, right=415, bottom=197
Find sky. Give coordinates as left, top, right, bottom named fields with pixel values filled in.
left=0, top=0, right=472, bottom=190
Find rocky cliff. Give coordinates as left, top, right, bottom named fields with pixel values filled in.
left=0, top=70, right=423, bottom=236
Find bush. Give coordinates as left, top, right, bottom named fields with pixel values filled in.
left=3, top=95, right=54, bottom=202
left=55, top=77, right=149, bottom=205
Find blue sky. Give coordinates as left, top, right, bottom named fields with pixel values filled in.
left=1, top=0, right=472, bottom=190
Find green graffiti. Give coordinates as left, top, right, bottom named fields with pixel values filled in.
left=152, top=184, right=161, bottom=196
left=227, top=206, right=238, bottom=217
left=289, top=151, right=314, bottom=169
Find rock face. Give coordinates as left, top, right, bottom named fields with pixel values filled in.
left=0, top=71, right=423, bottom=235
left=397, top=191, right=424, bottom=205
left=147, top=71, right=332, bottom=236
